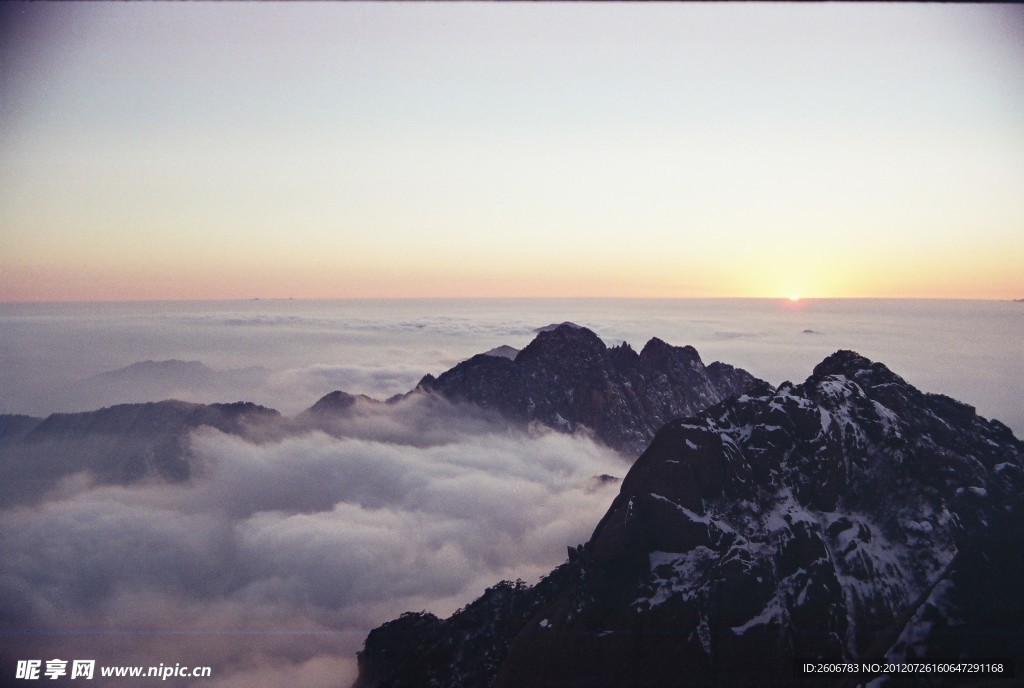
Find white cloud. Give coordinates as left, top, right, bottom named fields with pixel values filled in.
left=0, top=397, right=625, bottom=688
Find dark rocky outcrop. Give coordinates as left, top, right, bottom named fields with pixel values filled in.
left=356, top=350, right=1024, bottom=688
left=413, top=325, right=764, bottom=455
left=353, top=573, right=575, bottom=688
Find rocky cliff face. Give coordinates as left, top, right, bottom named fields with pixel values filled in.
left=416, top=324, right=765, bottom=455
left=355, top=350, right=1024, bottom=688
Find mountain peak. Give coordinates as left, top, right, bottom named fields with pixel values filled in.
left=811, top=349, right=906, bottom=388
left=482, top=344, right=519, bottom=360
left=516, top=323, right=607, bottom=364
left=307, top=390, right=376, bottom=414
left=410, top=327, right=765, bottom=455
left=639, top=336, right=701, bottom=366
left=533, top=321, right=584, bottom=333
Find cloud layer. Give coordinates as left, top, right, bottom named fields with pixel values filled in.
left=0, top=396, right=625, bottom=687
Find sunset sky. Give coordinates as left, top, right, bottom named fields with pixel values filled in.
left=1, top=2, right=1022, bottom=301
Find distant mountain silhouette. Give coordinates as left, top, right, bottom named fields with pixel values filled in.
left=482, top=344, right=519, bottom=360
left=534, top=321, right=584, bottom=333
left=0, top=400, right=280, bottom=505
left=63, top=359, right=270, bottom=411
left=92, top=359, right=213, bottom=385
left=304, top=390, right=379, bottom=415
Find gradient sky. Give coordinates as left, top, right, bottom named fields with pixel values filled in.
left=1, top=2, right=1022, bottom=301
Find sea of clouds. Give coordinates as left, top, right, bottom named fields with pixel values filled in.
left=1, top=298, right=1020, bottom=686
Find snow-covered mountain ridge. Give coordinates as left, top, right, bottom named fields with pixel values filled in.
left=355, top=350, right=1024, bottom=688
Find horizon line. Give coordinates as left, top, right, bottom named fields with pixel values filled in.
left=2, top=295, right=1021, bottom=306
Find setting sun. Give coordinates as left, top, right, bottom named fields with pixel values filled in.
left=788, top=294, right=801, bottom=302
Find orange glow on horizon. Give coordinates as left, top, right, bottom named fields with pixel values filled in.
left=1, top=248, right=1022, bottom=303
